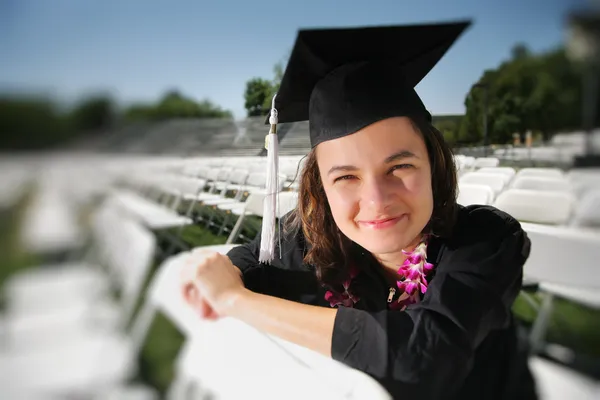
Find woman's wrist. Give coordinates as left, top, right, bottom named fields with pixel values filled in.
left=218, top=286, right=252, bottom=317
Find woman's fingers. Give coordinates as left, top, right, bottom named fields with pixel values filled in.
left=183, top=282, right=219, bottom=319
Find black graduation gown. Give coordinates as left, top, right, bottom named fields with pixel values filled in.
left=226, top=205, right=538, bottom=400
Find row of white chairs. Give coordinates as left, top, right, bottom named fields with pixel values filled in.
left=3, top=153, right=599, bottom=399
left=458, top=167, right=600, bottom=228
left=1, top=202, right=159, bottom=399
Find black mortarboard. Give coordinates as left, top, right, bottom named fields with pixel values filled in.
left=258, top=20, right=472, bottom=264
left=266, top=20, right=472, bottom=147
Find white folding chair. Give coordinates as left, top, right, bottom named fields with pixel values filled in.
left=473, top=157, right=499, bottom=169
left=108, top=190, right=192, bottom=230
left=571, top=189, right=600, bottom=229
left=530, top=356, right=599, bottom=400
left=510, top=177, right=572, bottom=193
left=459, top=172, right=508, bottom=198
left=520, top=222, right=600, bottom=354
left=457, top=183, right=495, bottom=206
left=493, top=189, right=575, bottom=226
left=0, top=217, right=158, bottom=399
left=516, top=168, right=565, bottom=180
left=4, top=205, right=157, bottom=353
left=476, top=166, right=516, bottom=181
left=226, top=191, right=299, bottom=244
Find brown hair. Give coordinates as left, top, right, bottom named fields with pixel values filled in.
left=285, top=117, right=458, bottom=290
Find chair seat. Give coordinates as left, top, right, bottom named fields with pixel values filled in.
left=4, top=299, right=121, bottom=353
left=203, top=198, right=238, bottom=206
left=539, top=282, right=600, bottom=309
left=529, top=357, right=599, bottom=400
left=4, top=262, right=107, bottom=313
left=0, top=333, right=135, bottom=397
left=217, top=202, right=246, bottom=212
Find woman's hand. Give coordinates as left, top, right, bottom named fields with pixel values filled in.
left=181, top=251, right=245, bottom=317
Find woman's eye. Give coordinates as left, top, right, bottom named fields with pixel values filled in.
left=390, top=164, right=413, bottom=172
left=334, top=175, right=356, bottom=183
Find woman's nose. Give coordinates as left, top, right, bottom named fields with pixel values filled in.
left=361, top=177, right=395, bottom=211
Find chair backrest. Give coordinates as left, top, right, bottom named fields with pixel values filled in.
left=91, top=203, right=157, bottom=325
left=457, top=183, right=495, bottom=206
left=572, top=189, right=600, bottom=228
left=529, top=356, right=600, bottom=400
left=521, top=222, right=600, bottom=287
left=459, top=172, right=508, bottom=197
left=567, top=169, right=600, bottom=197
left=229, top=168, right=250, bottom=185
left=473, top=157, right=499, bottom=169
left=246, top=172, right=267, bottom=188
left=177, top=177, right=205, bottom=197
left=128, top=245, right=238, bottom=353
left=244, top=191, right=299, bottom=217
left=205, top=168, right=221, bottom=181
left=516, top=168, right=564, bottom=180
left=510, top=176, right=572, bottom=193
left=176, top=319, right=392, bottom=400
left=477, top=167, right=516, bottom=181
left=196, top=167, right=211, bottom=179
left=280, top=162, right=301, bottom=180
left=493, top=189, right=575, bottom=225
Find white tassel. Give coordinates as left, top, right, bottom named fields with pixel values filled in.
left=259, top=94, right=280, bottom=264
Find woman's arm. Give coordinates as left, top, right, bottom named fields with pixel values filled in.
left=226, top=212, right=307, bottom=293
left=226, top=289, right=337, bottom=357
left=188, top=250, right=337, bottom=356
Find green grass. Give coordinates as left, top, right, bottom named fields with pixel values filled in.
left=513, top=293, right=600, bottom=358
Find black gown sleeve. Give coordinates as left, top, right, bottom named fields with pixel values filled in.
left=331, top=206, right=531, bottom=398
left=226, top=212, right=317, bottom=299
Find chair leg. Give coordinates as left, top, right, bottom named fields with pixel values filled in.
left=217, top=213, right=231, bottom=236
left=226, top=213, right=247, bottom=244
left=529, top=292, right=554, bottom=355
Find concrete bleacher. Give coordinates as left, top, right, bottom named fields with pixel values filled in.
left=278, top=121, right=311, bottom=156
left=73, top=116, right=313, bottom=157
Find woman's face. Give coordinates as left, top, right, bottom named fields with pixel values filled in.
left=316, top=117, right=433, bottom=255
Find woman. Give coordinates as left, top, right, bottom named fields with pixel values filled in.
left=183, top=21, right=537, bottom=399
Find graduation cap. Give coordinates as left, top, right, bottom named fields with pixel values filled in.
left=258, top=20, right=472, bottom=263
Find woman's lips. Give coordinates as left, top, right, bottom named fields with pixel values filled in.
left=357, top=215, right=406, bottom=230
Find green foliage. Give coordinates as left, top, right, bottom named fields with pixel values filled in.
left=462, top=44, right=597, bottom=146
left=260, top=59, right=286, bottom=112
left=244, top=57, right=287, bottom=117
left=0, top=96, right=73, bottom=150
left=124, top=90, right=232, bottom=121
left=70, top=95, right=115, bottom=132
left=432, top=114, right=464, bottom=146
left=244, top=78, right=274, bottom=117
left=0, top=89, right=231, bottom=150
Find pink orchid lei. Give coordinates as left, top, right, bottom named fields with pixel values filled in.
left=325, top=235, right=434, bottom=310
left=324, top=264, right=361, bottom=308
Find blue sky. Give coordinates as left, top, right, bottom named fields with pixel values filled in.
left=0, top=0, right=588, bottom=118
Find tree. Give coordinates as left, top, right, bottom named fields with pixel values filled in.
left=432, top=114, right=463, bottom=146
left=0, top=96, right=71, bottom=150
left=244, top=53, right=289, bottom=117
left=461, top=46, right=592, bottom=146
left=260, top=58, right=287, bottom=112
left=124, top=90, right=232, bottom=121
left=70, top=95, right=115, bottom=132
left=244, top=78, right=273, bottom=117
left=511, top=43, right=531, bottom=60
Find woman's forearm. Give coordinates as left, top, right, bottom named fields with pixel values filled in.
left=225, top=289, right=337, bottom=357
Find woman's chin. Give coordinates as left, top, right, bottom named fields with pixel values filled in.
left=356, top=235, right=410, bottom=256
